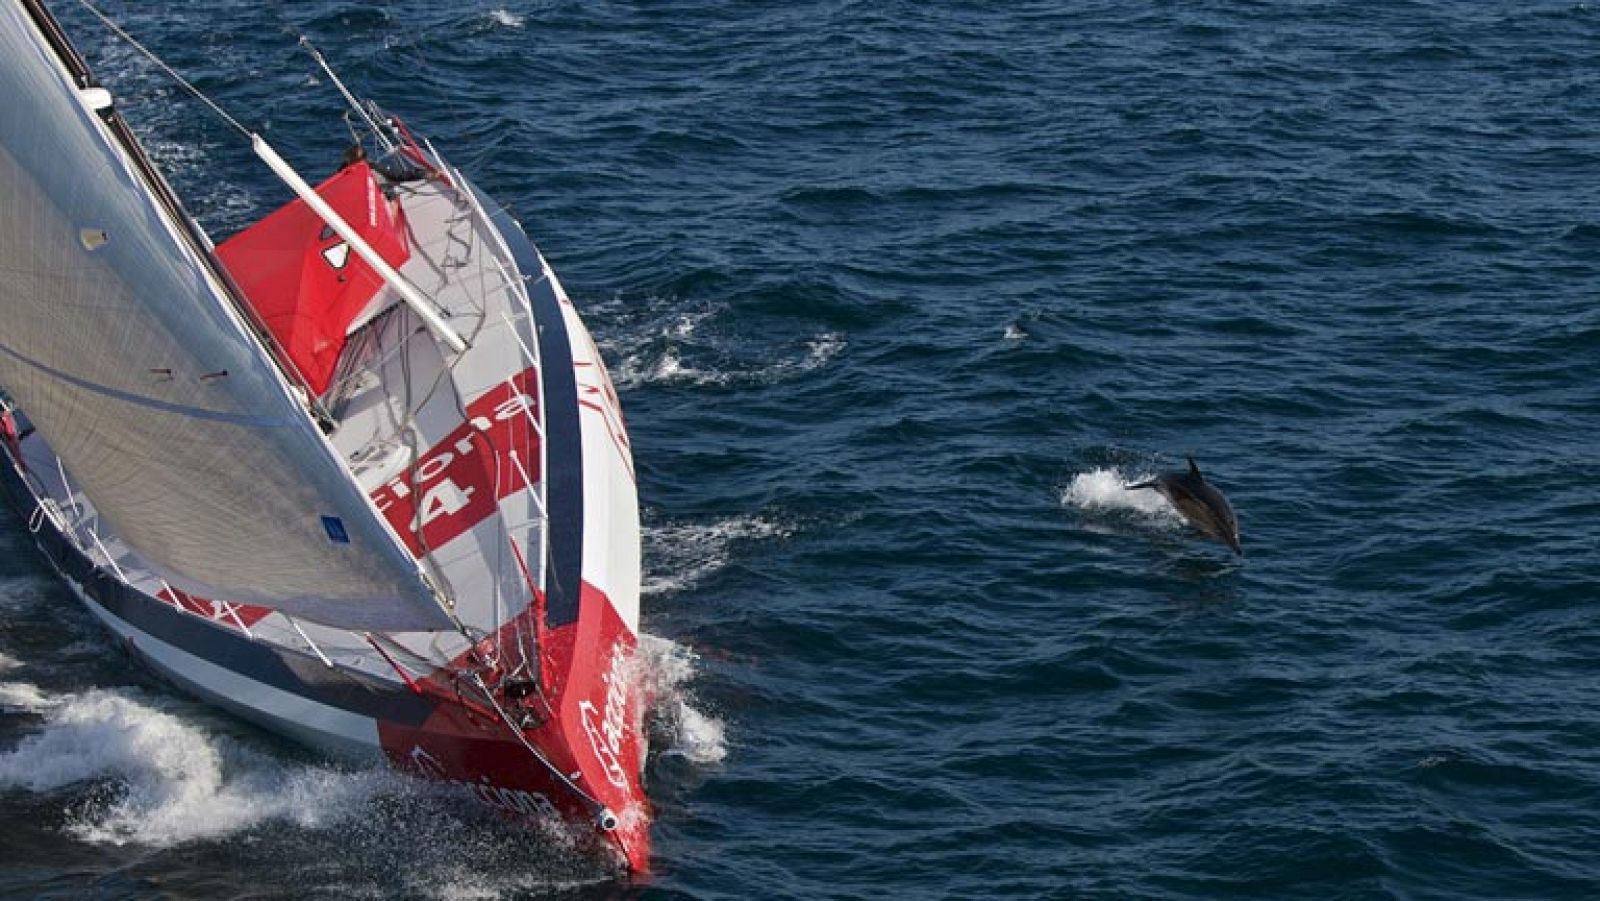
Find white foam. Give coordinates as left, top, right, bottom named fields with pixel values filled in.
left=422, top=871, right=602, bottom=901
left=1062, top=468, right=1183, bottom=523
left=616, top=347, right=714, bottom=389
left=642, top=514, right=791, bottom=596
left=667, top=310, right=714, bottom=338
left=145, top=139, right=203, bottom=168
left=800, top=331, right=845, bottom=370
left=0, top=687, right=394, bottom=847
left=636, top=634, right=726, bottom=765
left=488, top=9, right=525, bottom=29
left=0, top=681, right=57, bottom=712
left=0, top=651, right=18, bottom=674
left=1003, top=322, right=1028, bottom=341
left=616, top=331, right=844, bottom=390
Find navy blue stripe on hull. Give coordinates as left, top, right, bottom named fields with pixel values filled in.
left=0, top=449, right=434, bottom=728
left=473, top=189, right=585, bottom=627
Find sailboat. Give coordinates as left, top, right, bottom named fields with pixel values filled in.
left=0, top=0, right=649, bottom=874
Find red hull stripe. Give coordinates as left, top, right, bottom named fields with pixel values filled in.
left=154, top=586, right=271, bottom=630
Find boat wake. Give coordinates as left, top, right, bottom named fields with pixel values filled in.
left=0, top=685, right=390, bottom=846
left=0, top=681, right=614, bottom=895
left=616, top=330, right=844, bottom=389
left=0, top=634, right=727, bottom=845
left=642, top=513, right=793, bottom=597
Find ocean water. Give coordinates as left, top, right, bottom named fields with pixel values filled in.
left=2, top=1, right=1599, bottom=898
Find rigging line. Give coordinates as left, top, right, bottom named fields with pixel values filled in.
left=74, top=0, right=252, bottom=140
left=390, top=2, right=487, bottom=172
left=297, top=35, right=397, bottom=154
left=466, top=670, right=612, bottom=820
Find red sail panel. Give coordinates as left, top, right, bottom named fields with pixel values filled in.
left=216, top=161, right=410, bottom=395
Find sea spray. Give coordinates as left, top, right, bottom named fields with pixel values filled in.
left=487, top=9, right=525, bottom=29
left=637, top=633, right=727, bottom=766
left=1062, top=467, right=1184, bottom=523
left=0, top=687, right=387, bottom=846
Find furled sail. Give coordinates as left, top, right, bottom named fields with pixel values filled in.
left=0, top=2, right=452, bottom=632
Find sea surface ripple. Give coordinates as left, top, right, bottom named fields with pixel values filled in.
left=2, top=1, right=1598, bottom=898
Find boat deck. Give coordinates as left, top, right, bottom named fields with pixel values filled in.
left=2, top=168, right=551, bottom=685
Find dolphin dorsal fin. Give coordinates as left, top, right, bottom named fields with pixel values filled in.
left=1188, top=456, right=1201, bottom=477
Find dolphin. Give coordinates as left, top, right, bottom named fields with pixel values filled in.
left=1127, top=457, right=1242, bottom=555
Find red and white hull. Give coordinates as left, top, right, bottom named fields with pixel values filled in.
left=0, top=472, right=650, bottom=871
left=0, top=253, right=653, bottom=867
left=0, top=46, right=651, bottom=869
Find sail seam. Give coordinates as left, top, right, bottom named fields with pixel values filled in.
left=0, top=340, right=293, bottom=428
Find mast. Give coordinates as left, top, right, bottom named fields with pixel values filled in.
left=18, top=0, right=327, bottom=407
left=0, top=0, right=453, bottom=632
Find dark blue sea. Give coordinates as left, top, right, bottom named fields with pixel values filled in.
left=3, top=1, right=1599, bottom=897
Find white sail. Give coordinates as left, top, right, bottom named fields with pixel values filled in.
left=0, top=2, right=452, bottom=632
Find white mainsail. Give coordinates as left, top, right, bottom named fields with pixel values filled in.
left=0, top=1, right=452, bottom=632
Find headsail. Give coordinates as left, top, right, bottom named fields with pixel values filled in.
left=0, top=1, right=452, bottom=632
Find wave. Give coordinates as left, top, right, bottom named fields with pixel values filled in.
left=642, top=513, right=793, bottom=597
left=615, top=330, right=845, bottom=389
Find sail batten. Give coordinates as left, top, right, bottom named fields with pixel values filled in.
left=0, top=339, right=296, bottom=427
left=0, top=1, right=452, bottom=633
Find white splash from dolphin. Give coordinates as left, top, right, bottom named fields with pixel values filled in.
left=1062, top=468, right=1183, bottom=523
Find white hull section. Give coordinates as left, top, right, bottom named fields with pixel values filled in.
left=68, top=578, right=384, bottom=762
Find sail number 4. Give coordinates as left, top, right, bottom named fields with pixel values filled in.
left=370, top=372, right=542, bottom=556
